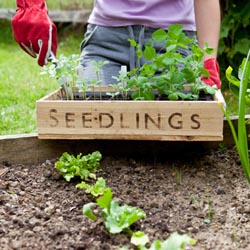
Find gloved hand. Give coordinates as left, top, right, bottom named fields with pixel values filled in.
left=11, top=0, right=57, bottom=66
left=201, top=58, right=221, bottom=89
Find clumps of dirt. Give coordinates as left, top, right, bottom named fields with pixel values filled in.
left=1, top=146, right=250, bottom=249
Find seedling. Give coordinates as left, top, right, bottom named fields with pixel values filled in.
left=76, top=177, right=108, bottom=197
left=135, top=231, right=196, bottom=250
left=41, top=54, right=80, bottom=100
left=111, top=66, right=131, bottom=100
left=223, top=48, right=250, bottom=185
left=83, top=188, right=146, bottom=234
left=41, top=25, right=216, bottom=102
left=55, top=151, right=102, bottom=182
left=91, top=60, right=109, bottom=100
left=126, top=24, right=216, bottom=100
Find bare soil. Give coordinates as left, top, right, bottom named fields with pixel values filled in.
left=1, top=146, right=250, bottom=250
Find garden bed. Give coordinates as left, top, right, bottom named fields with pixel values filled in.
left=1, top=143, right=250, bottom=249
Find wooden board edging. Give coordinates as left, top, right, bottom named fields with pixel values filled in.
left=0, top=116, right=247, bottom=165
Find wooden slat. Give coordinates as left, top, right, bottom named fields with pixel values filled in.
left=0, top=116, right=243, bottom=165
left=0, top=9, right=91, bottom=23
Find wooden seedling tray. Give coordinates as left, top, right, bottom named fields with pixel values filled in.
left=36, top=87, right=225, bottom=141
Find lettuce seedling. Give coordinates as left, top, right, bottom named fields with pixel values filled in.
left=83, top=188, right=146, bottom=234
left=76, top=177, right=108, bottom=197
left=55, top=151, right=102, bottom=182
left=148, top=232, right=196, bottom=250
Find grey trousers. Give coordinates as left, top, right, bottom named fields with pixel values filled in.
left=79, top=24, right=196, bottom=85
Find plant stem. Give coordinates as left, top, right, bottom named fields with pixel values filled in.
left=238, top=49, right=250, bottom=183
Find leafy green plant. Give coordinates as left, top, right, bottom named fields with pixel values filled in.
left=111, top=66, right=131, bottom=100
left=223, top=48, right=250, bottom=184
left=41, top=24, right=216, bottom=102
left=83, top=188, right=146, bottom=234
left=41, top=54, right=80, bottom=100
left=76, top=177, right=108, bottom=197
left=76, top=60, right=110, bottom=100
left=55, top=151, right=102, bottom=182
left=219, top=0, right=250, bottom=82
left=126, top=24, right=216, bottom=100
left=131, top=231, right=196, bottom=250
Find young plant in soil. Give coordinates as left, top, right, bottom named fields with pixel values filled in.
left=41, top=54, right=80, bottom=100
left=223, top=48, right=250, bottom=185
left=76, top=177, right=108, bottom=197
left=55, top=151, right=196, bottom=249
left=121, top=23, right=216, bottom=101
left=55, top=151, right=102, bottom=182
left=41, top=24, right=216, bottom=101
left=131, top=230, right=196, bottom=250
left=83, top=188, right=146, bottom=234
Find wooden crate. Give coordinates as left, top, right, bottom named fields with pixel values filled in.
left=36, top=88, right=225, bottom=141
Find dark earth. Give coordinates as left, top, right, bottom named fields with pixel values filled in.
left=1, top=145, right=250, bottom=250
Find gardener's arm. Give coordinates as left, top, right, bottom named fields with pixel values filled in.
left=194, top=0, right=221, bottom=88
left=194, top=0, right=220, bottom=59
left=11, top=0, right=57, bottom=66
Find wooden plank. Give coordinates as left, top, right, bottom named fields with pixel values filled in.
left=0, top=9, right=91, bottom=23
left=0, top=116, right=242, bottom=165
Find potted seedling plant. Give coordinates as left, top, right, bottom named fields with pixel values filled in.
left=37, top=24, right=225, bottom=141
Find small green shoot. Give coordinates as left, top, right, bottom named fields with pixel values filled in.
left=41, top=54, right=80, bottom=100
left=76, top=177, right=108, bottom=197
left=55, top=151, right=102, bottom=182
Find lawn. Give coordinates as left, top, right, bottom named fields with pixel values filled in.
left=0, top=20, right=83, bottom=135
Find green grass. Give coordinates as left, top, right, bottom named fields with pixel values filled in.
left=0, top=0, right=93, bottom=9
left=0, top=20, right=82, bottom=135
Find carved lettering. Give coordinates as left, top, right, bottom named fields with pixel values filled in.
left=168, top=113, right=182, bottom=129
left=48, top=110, right=203, bottom=131
left=145, top=113, right=161, bottom=129
left=65, top=113, right=75, bottom=128
left=136, top=113, right=140, bottom=129
left=191, top=114, right=200, bottom=129
left=120, top=114, right=129, bottom=128
left=99, top=113, right=114, bottom=128
left=82, top=112, right=92, bottom=128
left=49, top=109, right=59, bottom=127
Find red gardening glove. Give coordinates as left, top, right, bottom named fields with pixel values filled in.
left=11, top=0, right=57, bottom=66
left=201, top=58, right=221, bottom=89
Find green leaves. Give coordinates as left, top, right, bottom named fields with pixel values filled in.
left=224, top=49, right=250, bottom=185
left=127, top=24, right=216, bottom=101
left=76, top=177, right=108, bottom=197
left=55, top=151, right=102, bottom=182
left=226, top=57, right=250, bottom=102
left=103, top=200, right=146, bottom=234
left=152, top=29, right=168, bottom=43
left=83, top=187, right=146, bottom=235
left=41, top=54, right=80, bottom=100
left=82, top=203, right=97, bottom=221
left=147, top=232, right=196, bottom=250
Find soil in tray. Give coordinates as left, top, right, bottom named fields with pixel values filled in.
left=69, top=91, right=214, bottom=101
left=1, top=146, right=250, bottom=249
